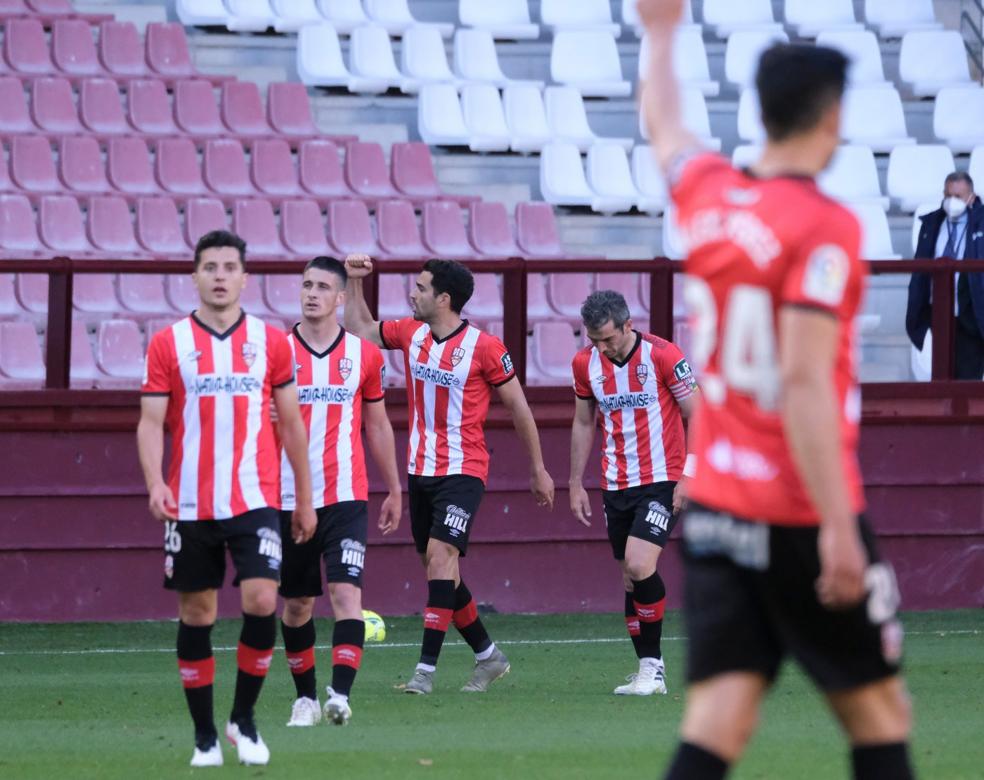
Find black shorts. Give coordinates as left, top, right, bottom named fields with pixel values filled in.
left=681, top=503, right=903, bottom=693
left=602, top=481, right=678, bottom=560
left=278, top=501, right=369, bottom=597
left=407, top=474, right=485, bottom=556
left=162, top=508, right=282, bottom=592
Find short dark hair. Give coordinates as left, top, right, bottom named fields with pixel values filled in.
left=422, top=259, right=474, bottom=313
left=581, top=290, right=631, bottom=331
left=945, top=171, right=974, bottom=190
left=755, top=44, right=849, bottom=142
left=304, top=255, right=347, bottom=287
left=194, top=230, right=246, bottom=270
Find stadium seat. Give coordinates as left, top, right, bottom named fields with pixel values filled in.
left=899, top=31, right=973, bottom=97
left=5, top=18, right=54, bottom=75
left=703, top=0, right=782, bottom=38
left=128, top=78, right=180, bottom=136
left=527, top=322, right=577, bottom=386
left=51, top=18, right=104, bottom=76
left=76, top=272, right=123, bottom=313
left=784, top=0, right=861, bottom=37
left=11, top=136, right=60, bottom=194
left=817, top=145, right=888, bottom=209
left=27, top=0, right=85, bottom=17
left=864, top=0, right=941, bottom=38
left=327, top=199, right=379, bottom=255
left=225, top=0, right=276, bottom=32
left=458, top=0, right=539, bottom=41
left=107, top=138, right=158, bottom=198
left=540, top=142, right=593, bottom=208
left=525, top=272, right=555, bottom=323
left=349, top=24, right=408, bottom=94
left=185, top=197, right=228, bottom=245
left=70, top=320, right=98, bottom=389
left=343, top=142, right=398, bottom=201
left=886, top=145, right=955, bottom=212
left=461, top=84, right=512, bottom=153
left=632, top=145, right=668, bottom=214
left=377, top=274, right=409, bottom=322
left=723, top=29, right=789, bottom=89
left=418, top=83, right=470, bottom=146
left=15, top=272, right=48, bottom=313
left=736, top=89, right=765, bottom=142
left=849, top=202, right=900, bottom=259
left=401, top=24, right=459, bottom=93
left=98, top=21, right=148, bottom=78
left=661, top=202, right=686, bottom=260
left=265, top=275, right=301, bottom=316
left=547, top=274, right=592, bottom=320
left=642, top=87, right=722, bottom=152
left=596, top=272, right=645, bottom=316
left=391, top=142, right=460, bottom=203
left=454, top=28, right=540, bottom=88
left=267, top=81, right=320, bottom=138
left=377, top=199, right=427, bottom=258
left=299, top=139, right=353, bottom=199
left=156, top=138, right=207, bottom=196
left=174, top=79, right=224, bottom=137
left=933, top=86, right=984, bottom=153
left=32, top=77, right=82, bottom=134
left=0, top=274, right=25, bottom=317
left=221, top=81, right=273, bottom=138
left=79, top=78, right=129, bottom=136
left=281, top=199, right=330, bottom=256
left=841, top=87, right=913, bottom=152
left=145, top=23, right=205, bottom=81
left=422, top=201, right=477, bottom=259
left=0, top=321, right=44, bottom=388
left=233, top=199, right=286, bottom=257
left=516, top=201, right=564, bottom=257
left=95, top=319, right=143, bottom=387
left=544, top=86, right=633, bottom=152
left=0, top=76, right=33, bottom=134
left=175, top=0, right=229, bottom=27
left=586, top=143, right=640, bottom=215
left=166, top=274, right=200, bottom=312
left=469, top=201, right=521, bottom=257
left=297, top=24, right=354, bottom=89
left=622, top=0, right=694, bottom=36
left=465, top=274, right=503, bottom=320
left=815, top=30, right=891, bottom=88
left=0, top=194, right=43, bottom=257
left=503, top=83, right=552, bottom=154
left=39, top=194, right=92, bottom=255
left=60, top=136, right=110, bottom=195
left=251, top=138, right=300, bottom=198
left=203, top=139, right=256, bottom=198
left=315, top=0, right=370, bottom=35
left=550, top=31, right=630, bottom=97
left=365, top=0, right=449, bottom=37
left=270, top=0, right=321, bottom=33
left=116, top=267, right=173, bottom=314
left=136, top=196, right=188, bottom=256
left=639, top=27, right=720, bottom=96
left=540, top=0, right=620, bottom=36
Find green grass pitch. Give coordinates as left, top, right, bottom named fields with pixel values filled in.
left=0, top=610, right=981, bottom=779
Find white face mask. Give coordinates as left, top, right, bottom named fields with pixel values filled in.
left=944, top=196, right=969, bottom=220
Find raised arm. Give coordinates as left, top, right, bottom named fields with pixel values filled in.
left=364, top=399, right=403, bottom=535
left=342, top=254, right=384, bottom=348
left=137, top=395, right=178, bottom=522
left=496, top=378, right=555, bottom=509
left=568, top=396, right=598, bottom=527
left=637, top=0, right=700, bottom=173
left=273, top=383, right=317, bottom=544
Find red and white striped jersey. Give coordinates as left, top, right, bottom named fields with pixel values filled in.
left=141, top=312, right=294, bottom=521
left=380, top=318, right=515, bottom=483
left=572, top=332, right=696, bottom=491
left=280, top=327, right=385, bottom=510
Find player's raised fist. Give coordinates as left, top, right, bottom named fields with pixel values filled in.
left=344, top=254, right=374, bottom=278
left=636, top=0, right=685, bottom=30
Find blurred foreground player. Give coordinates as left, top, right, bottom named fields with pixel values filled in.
left=344, top=255, right=555, bottom=694
left=137, top=230, right=316, bottom=767
left=569, top=290, right=698, bottom=695
left=636, top=1, right=914, bottom=777
left=277, top=257, right=402, bottom=727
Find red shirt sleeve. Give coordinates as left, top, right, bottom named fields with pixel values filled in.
left=379, top=317, right=416, bottom=351
left=267, top=328, right=295, bottom=388
left=571, top=348, right=593, bottom=399
left=361, top=341, right=385, bottom=402
left=479, top=333, right=516, bottom=387
left=655, top=338, right=698, bottom=402
left=141, top=330, right=173, bottom=395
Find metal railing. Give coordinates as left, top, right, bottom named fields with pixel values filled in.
left=961, top=0, right=984, bottom=79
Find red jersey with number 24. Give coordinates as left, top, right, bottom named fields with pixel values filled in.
left=672, top=153, right=866, bottom=526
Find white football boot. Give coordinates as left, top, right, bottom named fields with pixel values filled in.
left=613, top=657, right=667, bottom=696
left=323, top=686, right=352, bottom=725
left=286, top=696, right=322, bottom=727
left=225, top=720, right=270, bottom=765
left=189, top=741, right=223, bottom=767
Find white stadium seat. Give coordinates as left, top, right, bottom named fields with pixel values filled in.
left=225, top=0, right=276, bottom=32
left=365, top=0, right=452, bottom=38
left=454, top=28, right=543, bottom=88
left=176, top=0, right=228, bottom=27
left=270, top=0, right=321, bottom=33
left=349, top=24, right=407, bottom=94
left=784, top=0, right=861, bottom=38
left=297, top=24, right=351, bottom=88
left=737, top=89, right=766, bottom=143
left=631, top=145, right=669, bottom=214
left=864, top=0, right=942, bottom=39
left=886, top=145, right=955, bottom=212
left=849, top=202, right=901, bottom=259
left=642, top=87, right=721, bottom=152
left=841, top=87, right=913, bottom=153
left=818, top=145, right=888, bottom=210
left=911, top=328, right=932, bottom=381
left=316, top=0, right=370, bottom=35
left=550, top=30, right=631, bottom=98
left=899, top=31, right=973, bottom=97
left=934, top=86, right=984, bottom=153
left=815, top=30, right=891, bottom=89
left=640, top=27, right=721, bottom=97
left=969, top=147, right=984, bottom=193
left=541, top=0, right=621, bottom=37
left=461, top=84, right=512, bottom=153
left=703, top=0, right=782, bottom=38
left=401, top=25, right=458, bottom=92
left=911, top=202, right=939, bottom=255
left=544, top=86, right=633, bottom=152
left=623, top=0, right=694, bottom=36
left=586, top=143, right=640, bottom=214
left=731, top=144, right=762, bottom=169
left=504, top=84, right=552, bottom=154
left=458, top=0, right=539, bottom=41
left=724, top=29, right=789, bottom=89
left=540, top=142, right=594, bottom=207
left=418, top=83, right=470, bottom=146
left=661, top=203, right=686, bottom=260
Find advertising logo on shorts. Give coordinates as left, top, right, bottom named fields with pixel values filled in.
left=340, top=538, right=366, bottom=579
left=337, top=357, right=353, bottom=380
left=242, top=341, right=257, bottom=368
left=257, top=526, right=282, bottom=571
left=644, top=501, right=671, bottom=534
left=443, top=504, right=471, bottom=538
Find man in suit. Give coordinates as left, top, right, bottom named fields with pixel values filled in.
left=907, top=171, right=984, bottom=379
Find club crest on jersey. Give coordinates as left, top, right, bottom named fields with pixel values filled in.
left=241, top=342, right=257, bottom=367
left=338, top=357, right=353, bottom=380
left=450, top=347, right=467, bottom=366
left=635, top=364, right=649, bottom=384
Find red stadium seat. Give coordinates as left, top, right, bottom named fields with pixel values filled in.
left=174, top=78, right=223, bottom=137
left=422, top=201, right=476, bottom=259
left=128, top=78, right=179, bottom=136
left=0, top=0, right=29, bottom=19
left=117, top=272, right=173, bottom=314
left=327, top=200, right=379, bottom=256
left=465, top=273, right=503, bottom=320
left=184, top=196, right=228, bottom=245
left=11, top=136, right=60, bottom=193
left=108, top=138, right=159, bottom=197
left=469, top=201, right=521, bottom=257
left=27, top=0, right=78, bottom=16
left=299, top=139, right=352, bottom=200
left=136, top=196, right=188, bottom=257
left=88, top=194, right=145, bottom=256
left=51, top=19, right=103, bottom=77
left=144, top=22, right=197, bottom=80
left=232, top=199, right=285, bottom=258
left=0, top=194, right=43, bottom=257
left=0, top=321, right=44, bottom=388
left=79, top=77, right=129, bottom=135
left=548, top=273, right=593, bottom=321
left=31, top=76, right=82, bottom=134
left=515, top=201, right=564, bottom=257
left=39, top=194, right=93, bottom=254
left=166, top=275, right=199, bottom=311
left=5, top=18, right=54, bottom=75
left=15, top=273, right=47, bottom=312
left=95, top=318, right=144, bottom=387
left=345, top=141, right=399, bottom=200
left=99, top=21, right=148, bottom=78
left=203, top=139, right=255, bottom=198
left=0, top=76, right=32, bottom=134
left=376, top=199, right=427, bottom=258
left=527, top=321, right=577, bottom=386
left=527, top=272, right=556, bottom=324
left=70, top=320, right=97, bottom=388
left=0, top=274, right=23, bottom=315
left=221, top=81, right=273, bottom=138
left=74, top=274, right=120, bottom=313
left=267, top=81, right=318, bottom=137
left=596, top=272, right=645, bottom=317
left=251, top=138, right=301, bottom=198
left=60, top=136, right=110, bottom=194
left=145, top=318, right=174, bottom=338
left=281, top=199, right=329, bottom=256
left=155, top=137, right=207, bottom=196
left=377, top=274, right=409, bottom=320
left=391, top=142, right=442, bottom=201
left=265, top=275, right=300, bottom=316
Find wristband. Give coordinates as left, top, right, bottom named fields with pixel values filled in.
left=683, top=453, right=696, bottom=478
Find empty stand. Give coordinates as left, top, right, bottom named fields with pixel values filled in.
left=400, top=24, right=458, bottom=92
left=98, top=21, right=147, bottom=78
left=703, top=0, right=782, bottom=38
left=886, top=145, right=955, bottom=212
left=849, top=203, right=901, bottom=259
left=0, top=321, right=44, bottom=388
left=327, top=199, right=379, bottom=255
left=841, top=87, right=913, bottom=152
left=316, top=0, right=370, bottom=35
left=345, top=141, right=400, bottom=200
left=632, top=146, right=668, bottom=214
left=468, top=201, right=521, bottom=257
left=784, top=0, right=861, bottom=37
left=32, top=76, right=82, bottom=134
left=934, top=86, right=984, bottom=153
left=391, top=142, right=468, bottom=203
left=281, top=199, right=330, bottom=256
left=233, top=199, right=285, bottom=257
left=544, top=86, right=632, bottom=152
left=724, top=29, right=789, bottom=89
left=156, top=137, right=206, bottom=196
left=585, top=143, right=639, bottom=215
left=108, top=138, right=158, bottom=197
left=203, top=139, right=256, bottom=198
left=60, top=136, right=110, bottom=194
left=0, top=76, right=32, bottom=133
left=136, top=196, right=188, bottom=256
left=418, top=83, right=469, bottom=146
left=541, top=0, right=620, bottom=37
left=540, top=142, right=593, bottom=208
left=503, top=84, right=552, bottom=154
left=864, top=0, right=942, bottom=38
left=0, top=194, right=43, bottom=257
left=185, top=197, right=228, bottom=245
left=422, top=201, right=476, bottom=259
left=527, top=322, right=576, bottom=386
left=515, top=201, right=564, bottom=257
left=225, top=0, right=275, bottom=33
left=11, top=136, right=60, bottom=193
left=299, top=139, right=353, bottom=199
left=899, top=31, right=973, bottom=97
left=5, top=17, right=54, bottom=75
left=79, top=77, right=129, bottom=135
left=267, top=82, right=320, bottom=137
left=365, top=0, right=448, bottom=37
left=39, top=194, right=92, bottom=254
left=128, top=78, right=180, bottom=136
left=454, top=28, right=538, bottom=88
left=461, top=83, right=511, bottom=153
left=269, top=0, right=321, bottom=33
left=297, top=24, right=354, bottom=89
left=251, top=138, right=300, bottom=198
left=95, top=319, right=143, bottom=387
left=51, top=18, right=103, bottom=76
left=458, top=0, right=539, bottom=41
left=817, top=145, right=888, bottom=209
left=550, top=30, right=629, bottom=97
left=174, top=78, right=224, bottom=137
left=376, top=199, right=427, bottom=258
left=349, top=23, right=407, bottom=94
left=816, top=30, right=891, bottom=88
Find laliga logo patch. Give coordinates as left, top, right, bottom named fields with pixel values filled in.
left=338, top=357, right=353, bottom=380
left=802, top=244, right=849, bottom=306
left=241, top=342, right=257, bottom=367
left=451, top=346, right=466, bottom=367
left=635, top=364, right=649, bottom=385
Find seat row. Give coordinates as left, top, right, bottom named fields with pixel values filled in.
left=0, top=0, right=109, bottom=25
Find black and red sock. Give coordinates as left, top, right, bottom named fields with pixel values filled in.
left=631, top=570, right=667, bottom=660
left=331, top=619, right=364, bottom=698
left=624, top=590, right=646, bottom=659
left=418, top=579, right=455, bottom=668
left=851, top=742, right=914, bottom=780
left=453, top=580, right=493, bottom=658
left=177, top=621, right=217, bottom=750
left=282, top=618, right=317, bottom=700
left=230, top=612, right=276, bottom=736
left=664, top=741, right=729, bottom=780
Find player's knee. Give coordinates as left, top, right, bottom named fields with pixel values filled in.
left=283, top=597, right=314, bottom=625
left=242, top=586, right=277, bottom=617
left=425, top=544, right=457, bottom=579
left=178, top=593, right=216, bottom=626
left=624, top=557, right=656, bottom=582
left=328, top=583, right=362, bottom=619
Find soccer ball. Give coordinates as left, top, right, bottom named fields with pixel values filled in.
left=362, top=609, right=386, bottom=642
